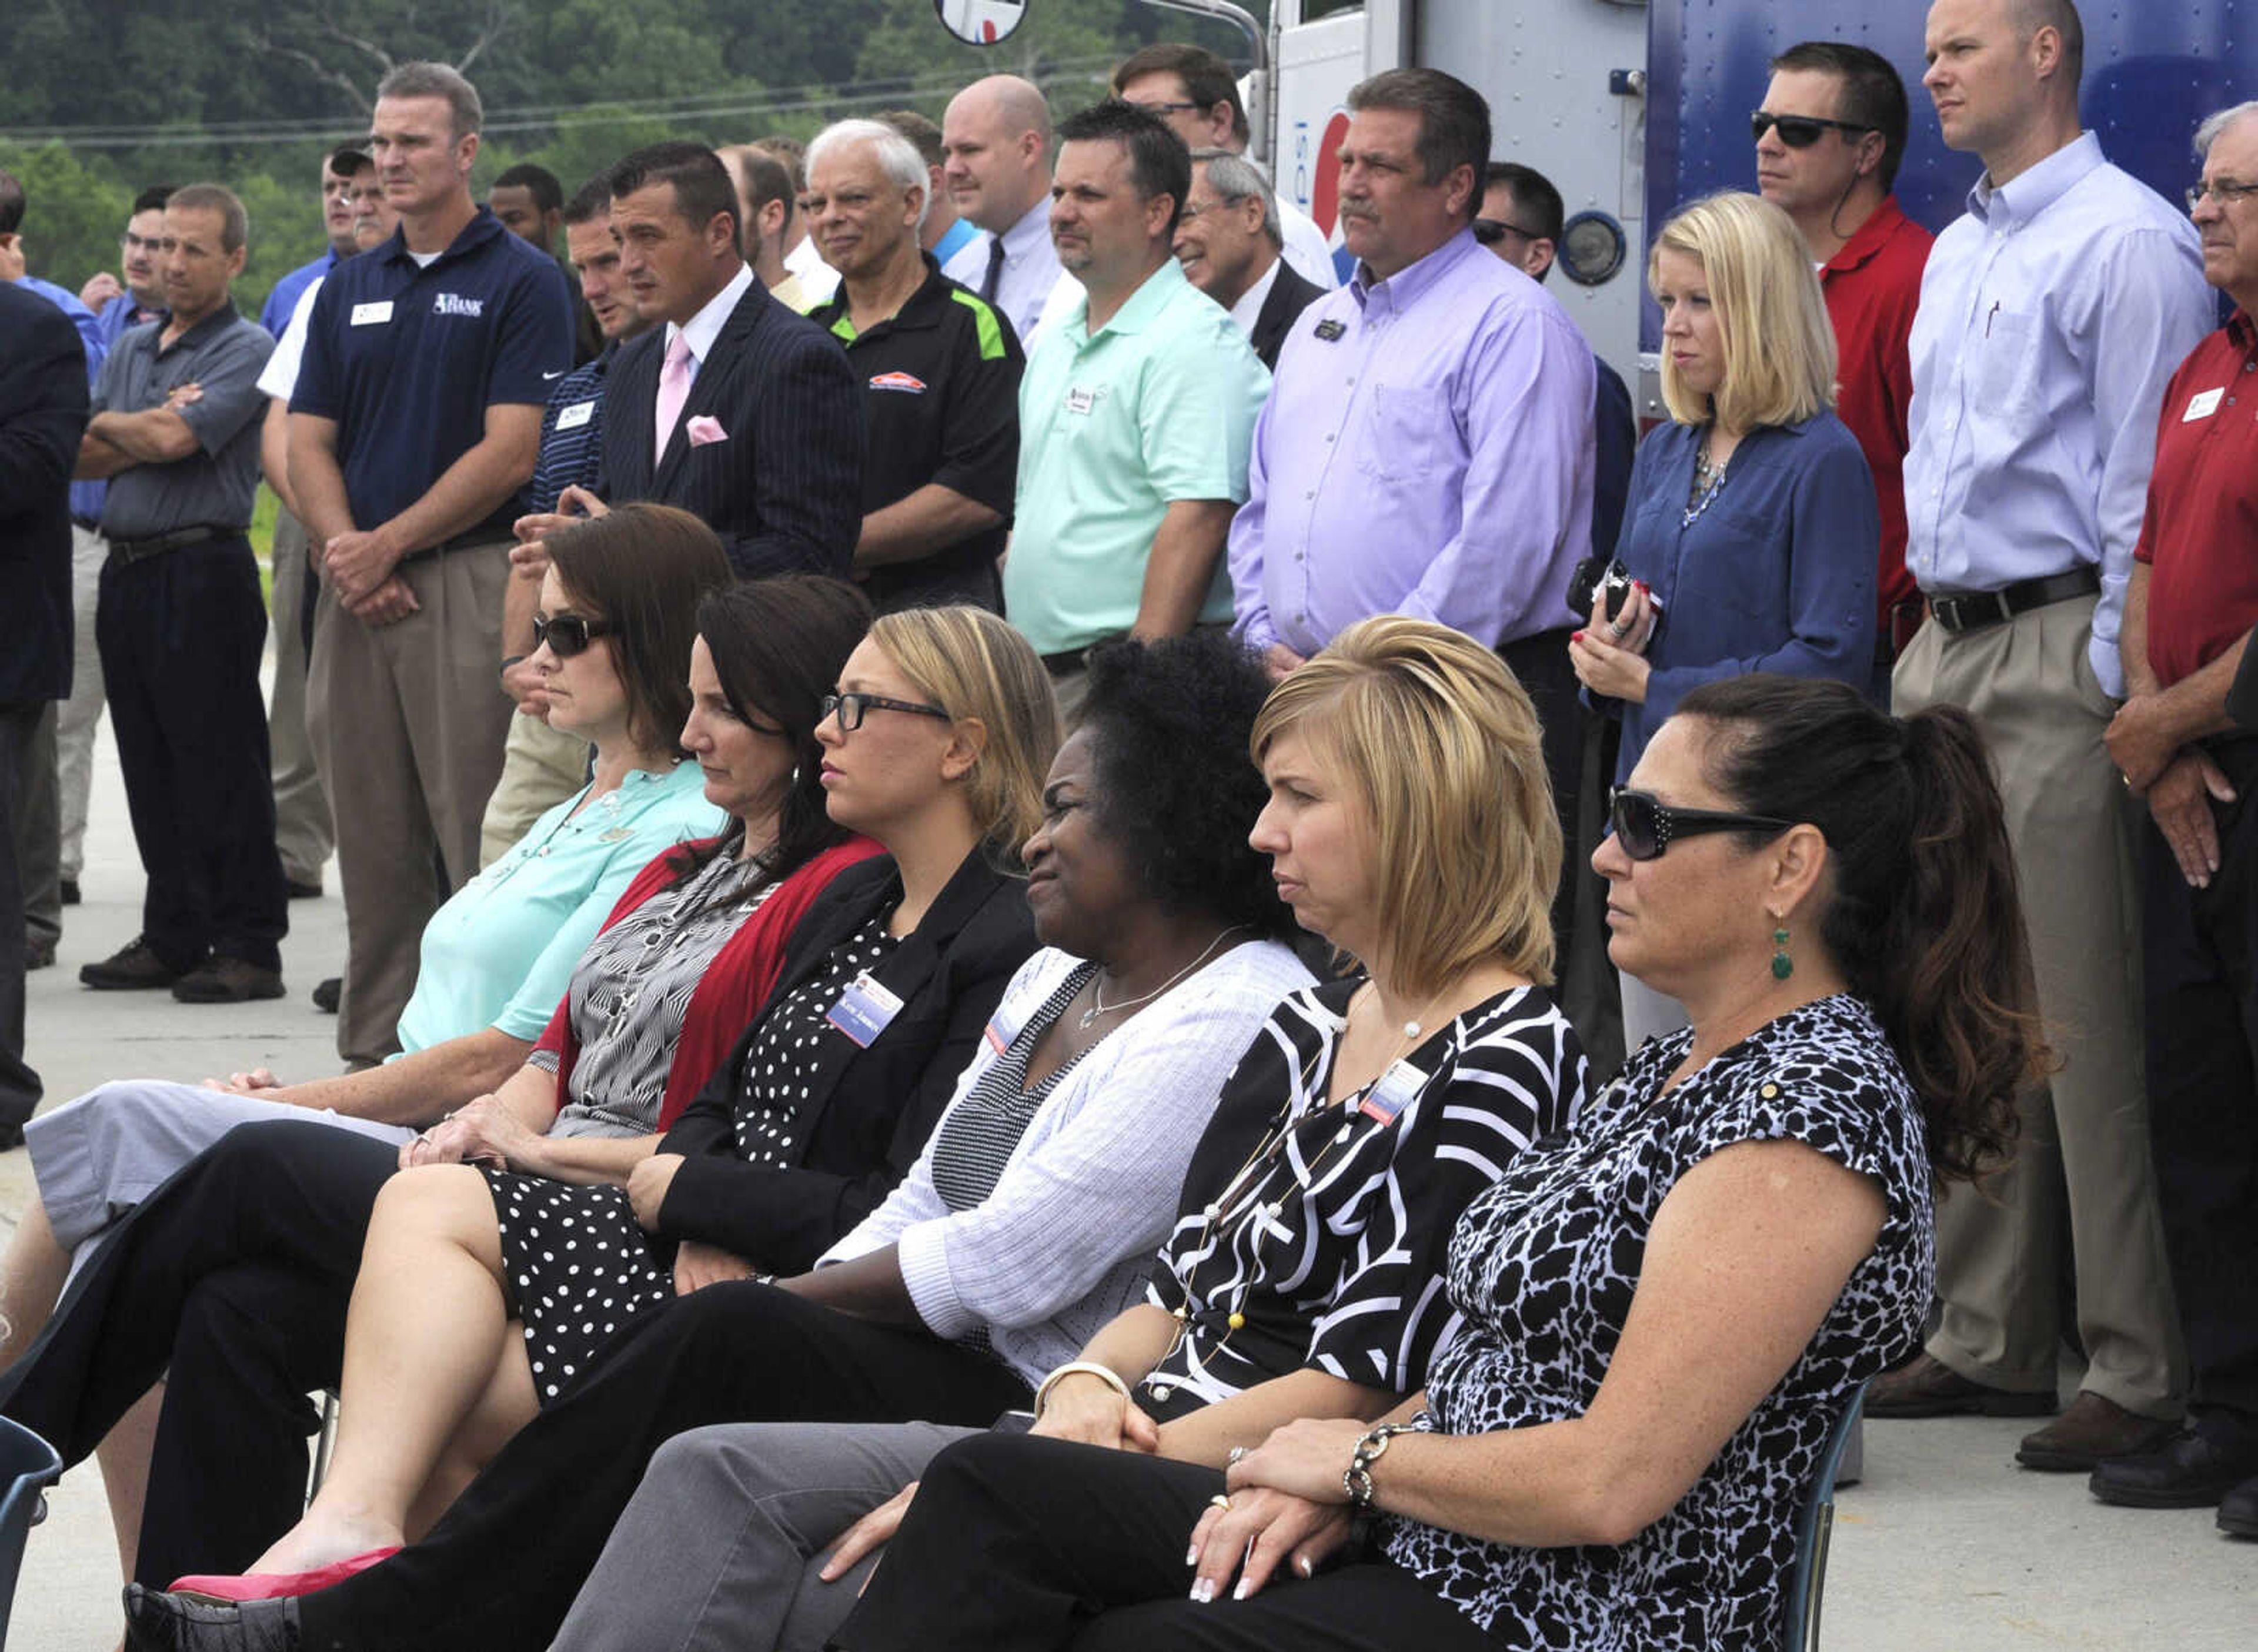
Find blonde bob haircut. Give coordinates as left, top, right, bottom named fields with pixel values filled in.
left=867, top=606, right=1061, bottom=855
left=1651, top=190, right=1837, bottom=432
left=1250, top=616, right=1560, bottom=994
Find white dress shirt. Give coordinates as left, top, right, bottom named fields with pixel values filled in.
left=940, top=196, right=1061, bottom=346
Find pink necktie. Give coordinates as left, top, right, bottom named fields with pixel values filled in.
left=654, top=330, right=693, bottom=464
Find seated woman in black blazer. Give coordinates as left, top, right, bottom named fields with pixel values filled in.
left=0, top=605, right=1055, bottom=1592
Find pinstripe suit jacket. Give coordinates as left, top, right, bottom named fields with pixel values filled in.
left=598, top=276, right=864, bottom=580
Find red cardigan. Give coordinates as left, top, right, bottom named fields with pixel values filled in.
left=532, top=835, right=884, bottom=1130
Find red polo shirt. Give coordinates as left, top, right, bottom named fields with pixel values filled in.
left=2135, top=311, right=2258, bottom=687
left=1821, top=196, right=1933, bottom=627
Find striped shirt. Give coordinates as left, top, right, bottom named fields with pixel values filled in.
left=1141, top=978, right=1586, bottom=1411
left=529, top=348, right=612, bottom=516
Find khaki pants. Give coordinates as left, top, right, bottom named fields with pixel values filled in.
left=1892, top=594, right=2182, bottom=1416
left=268, top=509, right=333, bottom=888
left=55, top=523, right=108, bottom=884
left=306, top=544, right=513, bottom=1068
left=478, top=711, right=590, bottom=867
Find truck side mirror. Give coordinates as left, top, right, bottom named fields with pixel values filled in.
left=934, top=0, right=1030, bottom=45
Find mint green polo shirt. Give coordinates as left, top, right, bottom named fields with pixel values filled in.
left=1004, top=259, right=1270, bottom=656
left=390, top=761, right=726, bottom=1054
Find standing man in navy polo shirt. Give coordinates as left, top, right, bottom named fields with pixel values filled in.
left=290, top=61, right=574, bottom=1067
left=71, top=185, right=287, bottom=1003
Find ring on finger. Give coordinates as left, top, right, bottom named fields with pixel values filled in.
left=1227, top=1446, right=1247, bottom=1464
left=1209, top=1493, right=1231, bottom=1511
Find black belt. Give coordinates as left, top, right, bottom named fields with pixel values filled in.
left=107, top=525, right=245, bottom=565
left=398, top=526, right=509, bottom=567
left=1923, top=568, right=2100, bottom=636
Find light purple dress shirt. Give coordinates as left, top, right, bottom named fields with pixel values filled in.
left=1227, top=227, right=1597, bottom=656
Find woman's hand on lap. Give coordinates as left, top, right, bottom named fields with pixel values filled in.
left=820, top=1481, right=918, bottom=1586
left=1032, top=1377, right=1154, bottom=1453
left=672, top=1238, right=754, bottom=1295
left=1185, top=1484, right=1360, bottom=1604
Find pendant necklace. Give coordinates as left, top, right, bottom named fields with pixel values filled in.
left=1078, top=925, right=1248, bottom=1030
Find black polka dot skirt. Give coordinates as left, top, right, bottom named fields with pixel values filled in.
left=484, top=1169, right=676, bottom=1405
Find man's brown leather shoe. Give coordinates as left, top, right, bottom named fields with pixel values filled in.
left=2015, top=1392, right=2179, bottom=1471
left=1863, top=1352, right=2056, bottom=1419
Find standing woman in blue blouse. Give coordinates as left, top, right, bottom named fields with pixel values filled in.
left=1569, top=190, right=1878, bottom=1048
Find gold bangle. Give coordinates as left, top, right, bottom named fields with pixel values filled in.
left=1033, top=1360, right=1128, bottom=1418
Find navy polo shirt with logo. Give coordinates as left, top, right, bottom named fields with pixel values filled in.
left=807, top=253, right=1022, bottom=609
left=292, top=208, right=574, bottom=540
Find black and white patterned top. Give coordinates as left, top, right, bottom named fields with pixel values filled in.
left=1138, top=978, right=1586, bottom=1413
left=928, top=964, right=1097, bottom=1213
left=552, top=851, right=779, bottom=1137
left=1383, top=994, right=1935, bottom=1648
left=733, top=915, right=900, bottom=1166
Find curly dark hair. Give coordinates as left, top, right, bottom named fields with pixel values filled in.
left=1676, top=674, right=2050, bottom=1184
left=1075, top=633, right=1294, bottom=941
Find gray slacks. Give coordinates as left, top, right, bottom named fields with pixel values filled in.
left=268, top=509, right=333, bottom=888
left=549, top=1420, right=978, bottom=1652
left=1892, top=595, right=2182, bottom=1414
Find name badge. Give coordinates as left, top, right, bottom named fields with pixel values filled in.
left=2184, top=387, right=2226, bottom=423
left=826, top=971, right=906, bottom=1048
left=555, top=399, right=597, bottom=431
left=1064, top=386, right=1097, bottom=416
left=350, top=300, right=395, bottom=327
left=1358, top=1058, right=1427, bottom=1125
left=982, top=969, right=1052, bottom=1055
left=1313, top=319, right=1346, bottom=342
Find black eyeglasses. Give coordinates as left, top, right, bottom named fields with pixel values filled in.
left=820, top=691, right=952, bottom=733
left=1128, top=99, right=1201, bottom=118
left=1751, top=111, right=1873, bottom=148
left=1608, top=788, right=1793, bottom=862
left=1473, top=216, right=1546, bottom=246
left=533, top=613, right=616, bottom=657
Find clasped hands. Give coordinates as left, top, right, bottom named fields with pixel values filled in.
left=398, top=1093, right=545, bottom=1172
left=2106, top=692, right=2236, bottom=891
left=1566, top=580, right=1658, bottom=704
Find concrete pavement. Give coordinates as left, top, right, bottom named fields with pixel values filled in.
left=3, top=717, right=2253, bottom=1650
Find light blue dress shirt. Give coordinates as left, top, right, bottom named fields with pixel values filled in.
left=1903, top=132, right=2212, bottom=696
left=1227, top=228, right=1596, bottom=656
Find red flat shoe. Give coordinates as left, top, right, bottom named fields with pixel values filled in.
left=168, top=1545, right=401, bottom=1602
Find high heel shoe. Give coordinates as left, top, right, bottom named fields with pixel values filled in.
left=167, top=1546, right=400, bottom=1603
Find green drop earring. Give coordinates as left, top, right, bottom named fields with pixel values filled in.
left=1771, top=919, right=1793, bottom=981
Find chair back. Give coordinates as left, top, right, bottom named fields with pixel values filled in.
left=1781, top=1379, right=1868, bottom=1652
left=0, top=1416, right=63, bottom=1646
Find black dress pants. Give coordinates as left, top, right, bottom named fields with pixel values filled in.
left=831, top=1432, right=1498, bottom=1652
left=2142, top=736, right=2258, bottom=1424
left=95, top=537, right=288, bottom=972
left=296, top=1278, right=1033, bottom=1652
left=0, top=1119, right=395, bottom=1585
left=0, top=700, right=42, bottom=1125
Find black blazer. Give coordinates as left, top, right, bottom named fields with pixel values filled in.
left=1248, top=260, right=1327, bottom=373
left=597, top=275, right=866, bottom=581
left=655, top=845, right=1037, bottom=1271
left=0, top=283, right=91, bottom=704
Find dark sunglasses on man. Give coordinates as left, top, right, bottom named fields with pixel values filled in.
left=1607, top=787, right=1793, bottom=862
left=531, top=613, right=614, bottom=657
left=1750, top=110, right=1874, bottom=148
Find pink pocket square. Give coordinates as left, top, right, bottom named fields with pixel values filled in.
left=685, top=416, right=729, bottom=447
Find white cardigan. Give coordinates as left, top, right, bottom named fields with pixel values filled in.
left=820, top=939, right=1313, bottom=1385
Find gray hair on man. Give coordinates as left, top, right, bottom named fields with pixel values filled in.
left=1191, top=147, right=1281, bottom=248
left=2196, top=99, right=2258, bottom=157
left=806, top=118, right=931, bottom=230
left=375, top=61, right=484, bottom=139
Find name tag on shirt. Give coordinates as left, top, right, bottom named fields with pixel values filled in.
left=555, top=400, right=597, bottom=432
left=983, top=970, right=1051, bottom=1055
left=1359, top=1059, right=1428, bottom=1125
left=350, top=300, right=395, bottom=327
left=826, top=971, right=906, bottom=1048
left=1313, top=319, right=1347, bottom=342
left=1065, top=386, right=1097, bottom=416
left=2184, top=387, right=2226, bottom=423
